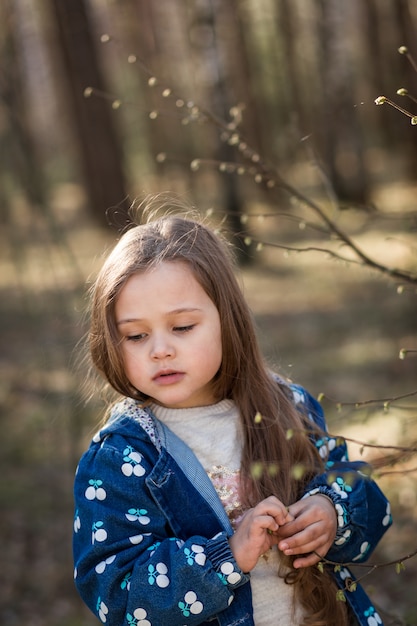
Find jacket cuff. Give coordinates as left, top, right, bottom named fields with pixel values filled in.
left=205, top=532, right=250, bottom=589
left=303, top=486, right=352, bottom=547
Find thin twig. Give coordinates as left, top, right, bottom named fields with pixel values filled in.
left=315, top=546, right=417, bottom=588
left=321, top=389, right=417, bottom=408
left=87, top=43, right=417, bottom=284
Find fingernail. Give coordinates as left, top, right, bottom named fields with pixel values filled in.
left=280, top=542, right=288, bottom=551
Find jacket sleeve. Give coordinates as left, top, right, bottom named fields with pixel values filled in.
left=290, top=384, right=392, bottom=564
left=73, top=432, right=249, bottom=626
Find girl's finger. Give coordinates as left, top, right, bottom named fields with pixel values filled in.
left=280, top=536, right=326, bottom=556
left=261, top=502, right=294, bottom=526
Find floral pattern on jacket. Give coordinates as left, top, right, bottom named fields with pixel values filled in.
left=73, top=385, right=392, bottom=626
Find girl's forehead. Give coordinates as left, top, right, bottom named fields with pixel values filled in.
left=126, top=260, right=195, bottom=285
left=117, top=261, right=210, bottom=307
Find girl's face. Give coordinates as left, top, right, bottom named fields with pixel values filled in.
left=115, top=261, right=223, bottom=408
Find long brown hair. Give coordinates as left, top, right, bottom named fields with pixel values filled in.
left=88, top=202, right=349, bottom=625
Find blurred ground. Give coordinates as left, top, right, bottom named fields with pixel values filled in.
left=0, top=182, right=416, bottom=625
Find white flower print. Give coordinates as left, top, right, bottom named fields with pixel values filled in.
left=184, top=544, right=206, bottom=566
left=148, top=562, right=170, bottom=588
left=335, top=503, right=348, bottom=528
left=85, top=479, right=107, bottom=501
left=338, top=567, right=351, bottom=581
left=178, top=591, right=204, bottom=617
left=364, top=606, right=382, bottom=626
left=352, top=541, right=370, bottom=561
left=121, top=446, right=146, bottom=477
left=129, top=533, right=151, bottom=545
left=316, top=437, right=336, bottom=459
left=220, top=561, right=242, bottom=585
left=97, top=597, right=109, bottom=623
left=126, top=607, right=152, bottom=626
left=382, top=502, right=391, bottom=527
left=74, top=512, right=81, bottom=533
left=292, top=389, right=305, bottom=405
left=95, top=554, right=116, bottom=574
left=92, top=521, right=108, bottom=544
left=334, top=529, right=351, bottom=546
left=331, top=477, right=352, bottom=500
left=125, top=508, right=150, bottom=525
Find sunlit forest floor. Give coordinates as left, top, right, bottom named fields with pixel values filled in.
left=0, top=181, right=416, bottom=625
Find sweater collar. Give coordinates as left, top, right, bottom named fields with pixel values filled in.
left=150, top=399, right=236, bottom=422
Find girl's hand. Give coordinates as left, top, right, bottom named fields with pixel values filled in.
left=229, top=496, right=293, bottom=572
left=275, top=494, right=337, bottom=569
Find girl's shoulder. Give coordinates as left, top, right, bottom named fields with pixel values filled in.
left=91, top=397, right=162, bottom=451
left=273, top=374, right=327, bottom=430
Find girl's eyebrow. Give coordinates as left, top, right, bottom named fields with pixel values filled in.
left=116, top=307, right=202, bottom=326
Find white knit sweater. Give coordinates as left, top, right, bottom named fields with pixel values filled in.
left=151, top=400, right=304, bottom=625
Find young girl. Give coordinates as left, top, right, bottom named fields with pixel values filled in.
left=73, top=205, right=392, bottom=626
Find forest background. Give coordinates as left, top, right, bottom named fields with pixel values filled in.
left=1, top=1, right=416, bottom=625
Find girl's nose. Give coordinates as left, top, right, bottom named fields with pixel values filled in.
left=150, top=335, right=174, bottom=360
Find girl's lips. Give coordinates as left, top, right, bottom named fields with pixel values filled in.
left=153, top=371, right=184, bottom=385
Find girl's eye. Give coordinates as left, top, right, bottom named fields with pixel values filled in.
left=173, top=324, right=195, bottom=333
left=126, top=333, right=147, bottom=342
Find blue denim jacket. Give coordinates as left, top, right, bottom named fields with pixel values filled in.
left=73, top=385, right=392, bottom=626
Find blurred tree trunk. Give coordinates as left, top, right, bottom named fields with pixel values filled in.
left=0, top=0, right=46, bottom=212
left=116, top=0, right=166, bottom=181
left=361, top=0, right=414, bottom=160
left=47, top=0, right=128, bottom=226
left=189, top=0, right=252, bottom=261
left=130, top=0, right=162, bottom=160
left=277, top=0, right=305, bottom=134
left=360, top=0, right=390, bottom=148
left=315, top=0, right=369, bottom=204
left=227, top=0, right=264, bottom=155
left=130, top=0, right=197, bottom=194
left=393, top=0, right=417, bottom=171
left=121, top=0, right=197, bottom=195
left=393, top=0, right=416, bottom=71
